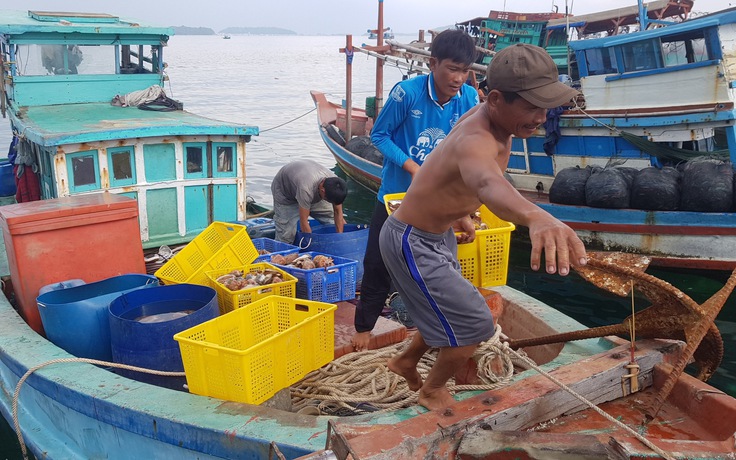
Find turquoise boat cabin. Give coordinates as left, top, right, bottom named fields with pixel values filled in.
left=0, top=10, right=259, bottom=248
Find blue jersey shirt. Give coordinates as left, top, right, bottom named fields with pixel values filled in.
left=371, top=73, right=479, bottom=203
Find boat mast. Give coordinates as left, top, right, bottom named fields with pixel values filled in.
left=565, top=0, right=571, bottom=76
left=375, top=0, right=385, bottom=117
left=342, top=35, right=354, bottom=141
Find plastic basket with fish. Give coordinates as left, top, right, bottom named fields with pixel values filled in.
left=270, top=251, right=358, bottom=302
left=252, top=237, right=300, bottom=263
left=205, top=262, right=297, bottom=314
left=174, top=295, right=337, bottom=405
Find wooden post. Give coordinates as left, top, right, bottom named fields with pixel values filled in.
left=375, top=0, right=385, bottom=117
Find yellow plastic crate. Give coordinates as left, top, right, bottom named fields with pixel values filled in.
left=384, top=193, right=515, bottom=287
left=155, top=222, right=259, bottom=286
left=174, top=295, right=337, bottom=405
left=457, top=206, right=515, bottom=287
left=206, top=262, right=298, bottom=314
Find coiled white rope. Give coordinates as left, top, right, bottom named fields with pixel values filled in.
left=291, top=325, right=524, bottom=414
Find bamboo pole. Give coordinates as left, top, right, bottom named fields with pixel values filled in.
left=384, top=40, right=487, bottom=74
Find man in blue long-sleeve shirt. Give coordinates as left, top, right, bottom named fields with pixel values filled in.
left=352, top=29, right=480, bottom=350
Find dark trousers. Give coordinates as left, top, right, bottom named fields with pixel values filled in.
left=354, top=200, right=393, bottom=332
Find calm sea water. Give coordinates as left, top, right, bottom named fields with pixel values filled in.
left=1, top=35, right=734, bottom=458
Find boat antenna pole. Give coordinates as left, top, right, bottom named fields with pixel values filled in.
left=341, top=35, right=354, bottom=140
left=638, top=0, right=649, bottom=31
left=565, top=0, right=571, bottom=76
left=375, top=0, right=385, bottom=117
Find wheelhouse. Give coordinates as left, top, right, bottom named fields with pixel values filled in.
left=0, top=10, right=259, bottom=247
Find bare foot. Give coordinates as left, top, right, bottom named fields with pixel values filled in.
left=418, top=386, right=456, bottom=411
left=351, top=331, right=371, bottom=351
left=387, top=356, right=423, bottom=391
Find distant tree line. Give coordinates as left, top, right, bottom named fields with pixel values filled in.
left=171, top=26, right=216, bottom=35
left=170, top=26, right=297, bottom=36
left=219, top=27, right=297, bottom=35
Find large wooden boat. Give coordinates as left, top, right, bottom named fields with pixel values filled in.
left=2, top=245, right=735, bottom=459
left=313, top=1, right=736, bottom=271
left=0, top=10, right=258, bottom=249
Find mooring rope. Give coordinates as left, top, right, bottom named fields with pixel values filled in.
left=12, top=357, right=185, bottom=460
left=259, top=107, right=316, bottom=133
left=290, top=325, right=525, bottom=414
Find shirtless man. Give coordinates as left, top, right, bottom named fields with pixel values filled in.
left=379, top=44, right=588, bottom=411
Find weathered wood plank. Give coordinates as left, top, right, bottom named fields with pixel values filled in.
left=326, top=339, right=682, bottom=459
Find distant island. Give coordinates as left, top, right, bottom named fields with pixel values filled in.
left=171, top=26, right=216, bottom=35
left=219, top=27, right=297, bottom=35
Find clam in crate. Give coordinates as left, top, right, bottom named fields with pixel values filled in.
left=206, top=262, right=297, bottom=314
left=267, top=251, right=358, bottom=302
left=174, top=295, right=337, bottom=405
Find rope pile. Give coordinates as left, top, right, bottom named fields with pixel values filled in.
left=290, top=325, right=529, bottom=415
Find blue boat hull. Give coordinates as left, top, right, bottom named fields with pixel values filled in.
left=0, top=285, right=606, bottom=459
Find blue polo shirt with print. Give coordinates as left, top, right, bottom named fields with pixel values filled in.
left=371, top=73, right=479, bottom=203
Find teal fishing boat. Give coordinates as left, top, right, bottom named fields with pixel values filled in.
left=0, top=10, right=258, bottom=249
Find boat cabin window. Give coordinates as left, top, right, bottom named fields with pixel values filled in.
left=187, top=147, right=204, bottom=173
left=661, top=32, right=708, bottom=67
left=584, top=47, right=617, bottom=75
left=216, top=146, right=234, bottom=173
left=581, top=28, right=714, bottom=77
left=621, top=39, right=661, bottom=72
left=120, top=45, right=160, bottom=74
left=108, top=147, right=136, bottom=187
left=14, top=44, right=161, bottom=76
left=67, top=151, right=101, bottom=192
left=184, top=143, right=207, bottom=179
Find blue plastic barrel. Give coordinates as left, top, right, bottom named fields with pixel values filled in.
left=0, top=161, right=15, bottom=197
left=36, top=274, right=158, bottom=361
left=108, top=284, right=218, bottom=389
left=295, top=223, right=369, bottom=282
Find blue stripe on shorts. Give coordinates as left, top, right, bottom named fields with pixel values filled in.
left=400, top=224, right=458, bottom=347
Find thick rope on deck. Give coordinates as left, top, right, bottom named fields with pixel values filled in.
left=291, top=325, right=527, bottom=414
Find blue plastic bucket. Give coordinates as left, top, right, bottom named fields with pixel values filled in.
left=0, top=161, right=15, bottom=197
left=108, top=284, right=218, bottom=389
left=36, top=274, right=158, bottom=361
left=295, top=223, right=369, bottom=282
left=38, top=279, right=86, bottom=296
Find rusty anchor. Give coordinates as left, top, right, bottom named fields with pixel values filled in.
left=507, top=252, right=735, bottom=420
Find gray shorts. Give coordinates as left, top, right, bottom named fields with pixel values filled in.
left=379, top=215, right=494, bottom=347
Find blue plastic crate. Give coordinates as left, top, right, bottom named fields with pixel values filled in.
left=253, top=237, right=300, bottom=263
left=272, top=251, right=358, bottom=302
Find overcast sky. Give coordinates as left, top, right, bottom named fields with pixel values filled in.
left=4, top=0, right=732, bottom=35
